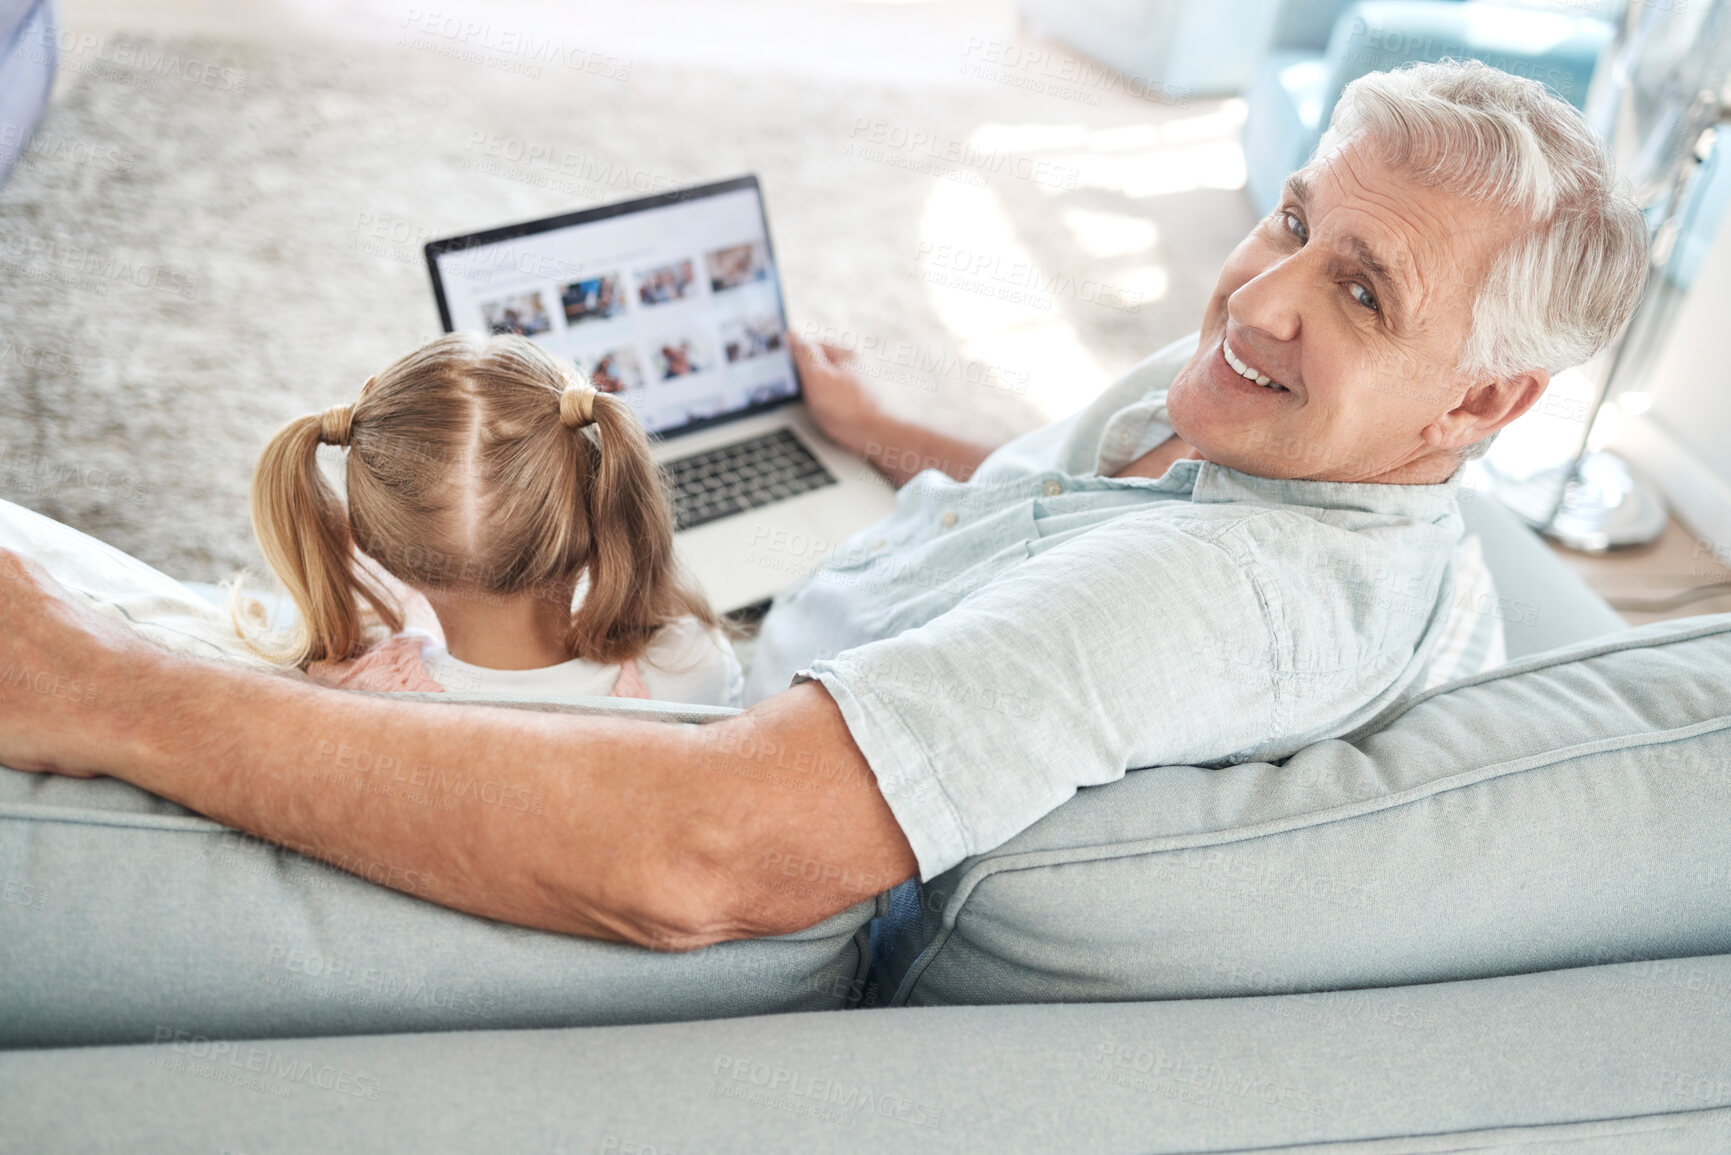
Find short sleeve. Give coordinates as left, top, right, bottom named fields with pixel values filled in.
left=305, top=631, right=444, bottom=694
left=640, top=617, right=745, bottom=708
left=799, top=513, right=1280, bottom=879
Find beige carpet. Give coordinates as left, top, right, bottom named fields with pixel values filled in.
left=0, top=30, right=1254, bottom=579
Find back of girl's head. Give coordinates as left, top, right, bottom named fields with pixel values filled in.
left=242, top=332, right=714, bottom=667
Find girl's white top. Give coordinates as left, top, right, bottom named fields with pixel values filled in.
left=419, top=616, right=743, bottom=707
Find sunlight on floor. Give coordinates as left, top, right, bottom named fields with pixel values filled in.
left=918, top=178, right=1110, bottom=421
left=980, top=102, right=1251, bottom=200
left=918, top=103, right=1247, bottom=419
left=1060, top=207, right=1158, bottom=258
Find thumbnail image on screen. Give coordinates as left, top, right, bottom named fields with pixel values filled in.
left=481, top=291, right=552, bottom=337
left=705, top=241, right=771, bottom=293
left=636, top=259, right=697, bottom=307
left=561, top=275, right=625, bottom=326
left=581, top=347, right=647, bottom=393
left=720, top=313, right=784, bottom=363
left=651, top=333, right=716, bottom=380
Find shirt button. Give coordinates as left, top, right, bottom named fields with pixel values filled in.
left=1043, top=480, right=1064, bottom=497
left=939, top=511, right=958, bottom=529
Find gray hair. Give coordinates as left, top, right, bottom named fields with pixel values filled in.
left=1310, top=60, right=1649, bottom=462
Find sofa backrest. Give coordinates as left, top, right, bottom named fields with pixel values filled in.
left=883, top=613, right=1731, bottom=1008
left=1458, top=490, right=1626, bottom=660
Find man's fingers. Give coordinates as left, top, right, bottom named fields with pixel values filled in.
left=786, top=332, right=861, bottom=370
left=786, top=330, right=829, bottom=369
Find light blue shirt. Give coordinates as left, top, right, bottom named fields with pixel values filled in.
left=745, top=335, right=1465, bottom=880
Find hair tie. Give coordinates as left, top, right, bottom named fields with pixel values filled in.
left=319, top=404, right=355, bottom=447
left=560, top=382, right=599, bottom=429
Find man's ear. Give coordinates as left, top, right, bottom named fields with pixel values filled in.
left=1425, top=369, right=1550, bottom=452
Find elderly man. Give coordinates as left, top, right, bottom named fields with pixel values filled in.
left=0, top=61, right=1646, bottom=949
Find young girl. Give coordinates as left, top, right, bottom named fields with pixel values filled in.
left=236, top=332, right=741, bottom=706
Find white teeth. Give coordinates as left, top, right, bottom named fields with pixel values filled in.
left=1223, top=338, right=1286, bottom=391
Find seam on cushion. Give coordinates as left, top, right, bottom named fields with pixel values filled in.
left=889, top=926, right=949, bottom=1007
left=1345, top=613, right=1731, bottom=739
left=842, top=909, right=876, bottom=1010
left=0, top=803, right=224, bottom=833
left=381, top=691, right=738, bottom=722
left=1209, top=1104, right=1731, bottom=1154
left=926, top=714, right=1731, bottom=933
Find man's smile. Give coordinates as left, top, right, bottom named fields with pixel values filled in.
left=1220, top=335, right=1290, bottom=393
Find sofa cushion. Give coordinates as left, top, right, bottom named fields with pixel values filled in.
left=1321, top=1, right=1615, bottom=121
left=0, top=701, right=873, bottom=1048
left=0, top=497, right=878, bottom=1048
left=5, top=954, right=1731, bottom=1153
left=882, top=613, right=1731, bottom=1007
left=1457, top=489, right=1626, bottom=660
left=1242, top=48, right=1332, bottom=213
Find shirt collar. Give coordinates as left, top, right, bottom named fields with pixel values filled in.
left=1090, top=334, right=1465, bottom=525
left=1176, top=458, right=1463, bottom=524
left=1107, top=383, right=1462, bottom=525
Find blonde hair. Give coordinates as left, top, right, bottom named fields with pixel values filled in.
left=238, top=332, right=715, bottom=668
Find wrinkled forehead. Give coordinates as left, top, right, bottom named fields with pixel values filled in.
left=1294, top=142, right=1521, bottom=313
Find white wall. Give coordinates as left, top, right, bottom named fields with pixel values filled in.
left=1607, top=202, right=1731, bottom=556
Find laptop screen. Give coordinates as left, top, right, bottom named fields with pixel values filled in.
left=425, top=176, right=798, bottom=439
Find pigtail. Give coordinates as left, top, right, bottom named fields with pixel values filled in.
left=566, top=392, right=716, bottom=663
left=235, top=412, right=403, bottom=667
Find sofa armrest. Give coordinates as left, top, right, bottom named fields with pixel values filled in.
left=388, top=689, right=740, bottom=725
left=1322, top=0, right=1614, bottom=121
left=1459, top=491, right=1626, bottom=659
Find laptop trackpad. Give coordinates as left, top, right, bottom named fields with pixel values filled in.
left=677, top=499, right=836, bottom=615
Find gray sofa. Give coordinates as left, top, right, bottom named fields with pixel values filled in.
left=5, top=493, right=1731, bottom=1153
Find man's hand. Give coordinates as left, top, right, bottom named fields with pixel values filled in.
left=0, top=549, right=156, bottom=778
left=788, top=329, right=1002, bottom=488
left=787, top=331, right=886, bottom=456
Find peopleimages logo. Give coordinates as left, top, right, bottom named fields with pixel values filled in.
left=711, top=1054, right=943, bottom=1129
left=845, top=118, right=1079, bottom=190
left=401, top=9, right=633, bottom=80
left=958, top=37, right=1191, bottom=107
left=150, top=1028, right=385, bottom=1099
left=912, top=241, right=1142, bottom=313
left=23, top=26, right=247, bottom=92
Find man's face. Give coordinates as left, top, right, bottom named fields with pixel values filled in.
left=1165, top=141, right=1528, bottom=484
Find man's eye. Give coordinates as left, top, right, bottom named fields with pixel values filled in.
left=1281, top=211, right=1308, bottom=243
left=1349, top=282, right=1379, bottom=311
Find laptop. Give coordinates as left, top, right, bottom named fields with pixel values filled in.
left=424, top=175, right=898, bottom=615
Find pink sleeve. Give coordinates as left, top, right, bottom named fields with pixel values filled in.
left=610, top=657, right=651, bottom=699
left=306, top=634, right=445, bottom=693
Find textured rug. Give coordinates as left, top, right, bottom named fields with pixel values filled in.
left=0, top=30, right=1253, bottom=579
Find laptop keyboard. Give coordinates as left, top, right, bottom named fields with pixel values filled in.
left=665, top=428, right=838, bottom=531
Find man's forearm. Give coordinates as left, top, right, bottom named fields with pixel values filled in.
left=858, top=413, right=999, bottom=488
left=111, top=655, right=915, bottom=948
